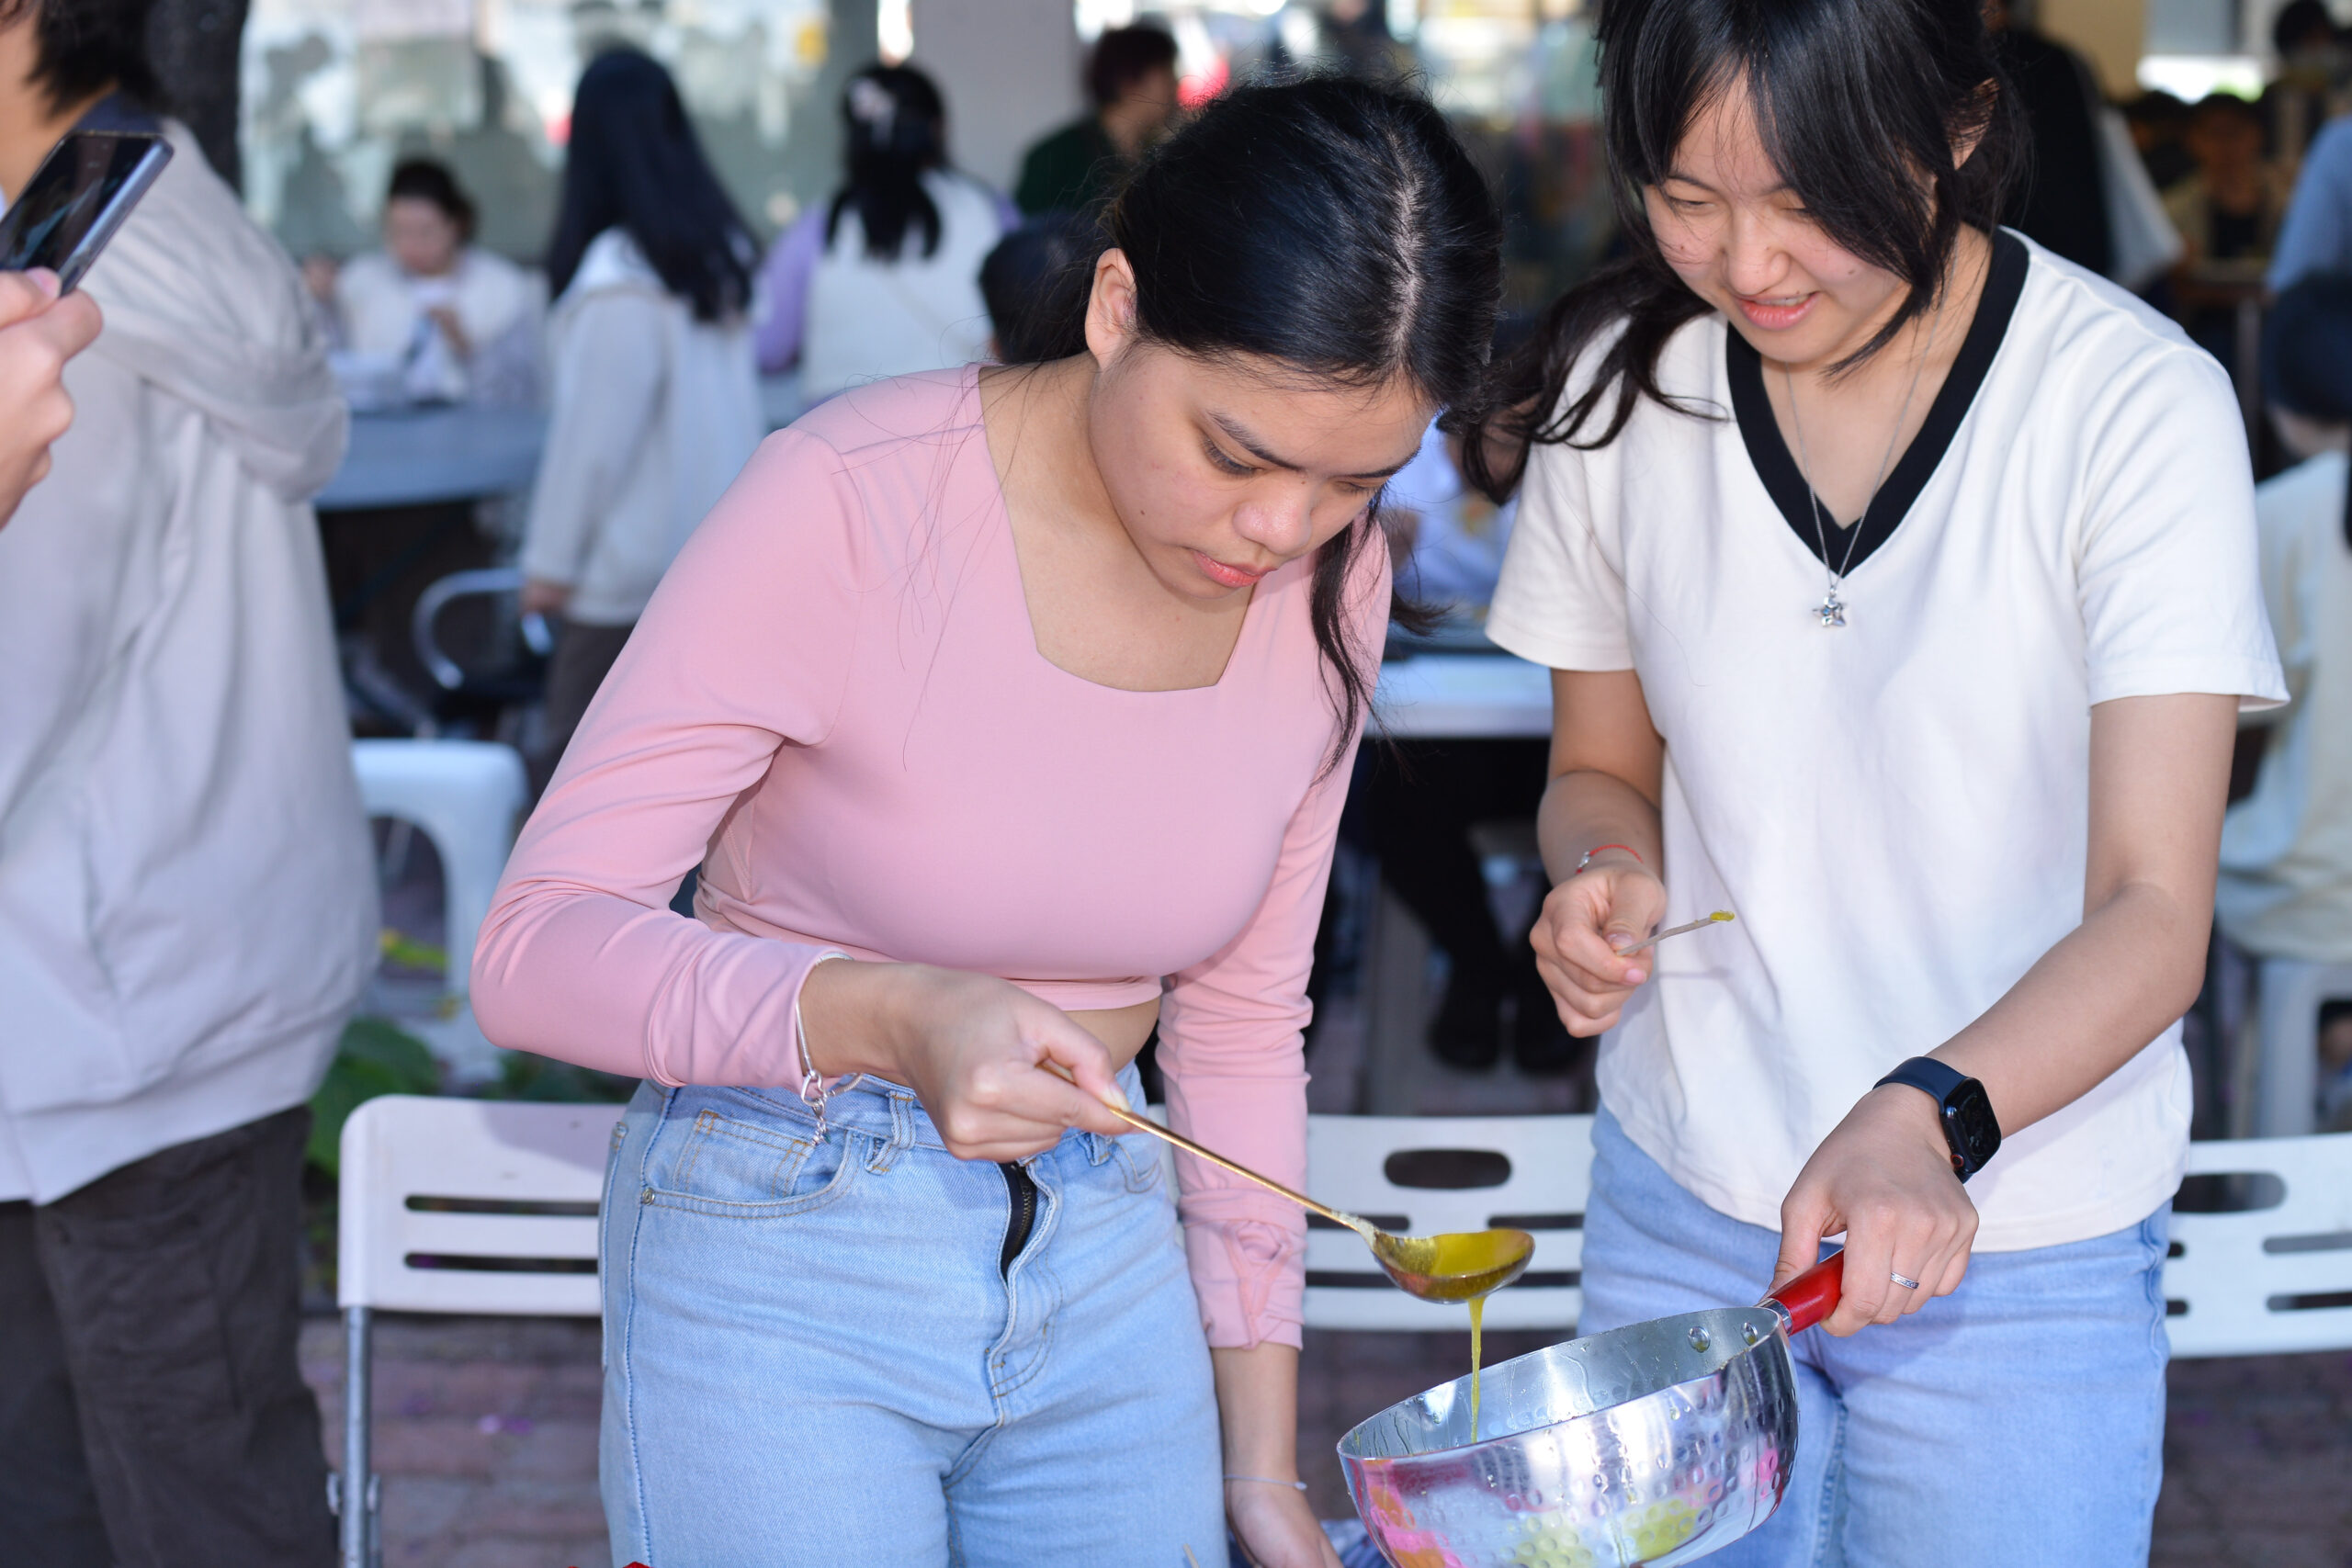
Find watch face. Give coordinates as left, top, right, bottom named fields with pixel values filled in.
left=1941, top=1079, right=2003, bottom=1175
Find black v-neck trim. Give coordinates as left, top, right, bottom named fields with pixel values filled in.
left=1726, top=228, right=2029, bottom=576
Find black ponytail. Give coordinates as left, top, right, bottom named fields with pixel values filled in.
left=828, top=65, right=949, bottom=262
left=1005, top=76, right=1503, bottom=763
left=1456, top=0, right=2022, bottom=499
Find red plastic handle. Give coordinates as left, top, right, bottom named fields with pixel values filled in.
left=1763, top=1250, right=1846, bottom=1335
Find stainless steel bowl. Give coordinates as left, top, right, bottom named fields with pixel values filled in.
left=1338, top=1304, right=1799, bottom=1567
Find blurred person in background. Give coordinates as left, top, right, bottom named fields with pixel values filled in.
left=2165, top=95, right=2294, bottom=267
left=1014, top=23, right=1179, bottom=216
left=2270, top=84, right=2352, bottom=288
left=2124, top=90, right=2196, bottom=191
left=332, top=157, right=542, bottom=408
left=1985, top=0, right=2113, bottom=276
left=977, top=209, right=1097, bottom=362
left=2166, top=94, right=2295, bottom=367
left=755, top=64, right=1013, bottom=399
left=518, top=48, right=763, bottom=793
left=0, top=1, right=378, bottom=1563
left=1367, top=423, right=1573, bottom=1076
left=0, top=267, right=99, bottom=527
left=2221, top=275, right=2352, bottom=1130
left=2263, top=0, right=2343, bottom=166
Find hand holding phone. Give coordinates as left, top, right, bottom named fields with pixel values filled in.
left=0, top=267, right=103, bottom=529
left=0, top=129, right=173, bottom=293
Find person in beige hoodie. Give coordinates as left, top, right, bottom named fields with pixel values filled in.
left=0, top=3, right=376, bottom=1562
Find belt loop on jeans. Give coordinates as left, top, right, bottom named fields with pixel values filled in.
left=867, top=1091, right=915, bottom=1173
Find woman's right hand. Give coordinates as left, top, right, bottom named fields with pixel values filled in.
left=799, top=961, right=1132, bottom=1161
left=1528, top=854, right=1668, bottom=1036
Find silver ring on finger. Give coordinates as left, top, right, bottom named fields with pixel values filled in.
left=1889, top=1270, right=1920, bottom=1291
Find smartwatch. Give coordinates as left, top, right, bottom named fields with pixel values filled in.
left=1873, top=1056, right=2002, bottom=1182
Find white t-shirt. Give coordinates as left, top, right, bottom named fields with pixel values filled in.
left=803, top=170, right=1005, bottom=400
left=1487, top=232, right=2285, bottom=1251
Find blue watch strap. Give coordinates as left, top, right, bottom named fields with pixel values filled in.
left=1874, top=1055, right=1967, bottom=1106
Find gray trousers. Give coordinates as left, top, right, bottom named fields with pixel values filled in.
left=0, top=1105, right=334, bottom=1568
left=531, top=616, right=635, bottom=796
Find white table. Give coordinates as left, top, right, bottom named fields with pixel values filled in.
left=1359, top=653, right=1555, bottom=1111
left=1374, top=651, right=1554, bottom=739
left=315, top=406, right=547, bottom=512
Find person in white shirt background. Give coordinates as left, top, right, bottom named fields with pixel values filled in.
left=2221, top=274, right=2352, bottom=1129
left=517, top=47, right=763, bottom=793
left=753, top=63, right=1016, bottom=401
left=331, top=157, right=541, bottom=408
left=1464, top=0, right=2283, bottom=1558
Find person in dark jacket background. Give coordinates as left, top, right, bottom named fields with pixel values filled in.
left=1013, top=24, right=1179, bottom=216
left=1987, top=0, right=2114, bottom=276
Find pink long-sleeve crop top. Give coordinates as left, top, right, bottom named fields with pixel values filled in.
left=471, top=367, right=1388, bottom=1349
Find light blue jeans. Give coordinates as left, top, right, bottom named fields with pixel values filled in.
left=1577, top=1108, right=2170, bottom=1568
left=597, top=1066, right=1224, bottom=1567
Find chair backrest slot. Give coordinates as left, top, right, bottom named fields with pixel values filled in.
left=1382, top=1149, right=1512, bottom=1190
left=401, top=1252, right=600, bottom=1274
left=1487, top=1211, right=1583, bottom=1232
left=403, top=1196, right=601, bottom=1216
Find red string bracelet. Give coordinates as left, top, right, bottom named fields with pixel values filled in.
left=1577, top=843, right=1645, bottom=872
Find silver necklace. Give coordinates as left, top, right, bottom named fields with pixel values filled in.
left=1781, top=291, right=1946, bottom=628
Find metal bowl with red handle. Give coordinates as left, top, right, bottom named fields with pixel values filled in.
left=1338, top=1253, right=1847, bottom=1567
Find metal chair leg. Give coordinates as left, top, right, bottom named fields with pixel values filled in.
left=339, top=1305, right=374, bottom=1568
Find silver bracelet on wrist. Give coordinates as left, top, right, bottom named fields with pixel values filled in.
left=1224, top=1474, right=1307, bottom=1491
left=794, top=953, right=854, bottom=1139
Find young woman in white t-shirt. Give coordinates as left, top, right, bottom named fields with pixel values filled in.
left=753, top=64, right=1016, bottom=400
left=1468, top=0, right=2285, bottom=1559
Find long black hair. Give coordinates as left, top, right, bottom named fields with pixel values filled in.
left=828, top=64, right=950, bottom=262
left=1457, top=0, right=2021, bottom=497
left=1012, top=76, right=1503, bottom=760
left=546, top=49, right=756, bottom=321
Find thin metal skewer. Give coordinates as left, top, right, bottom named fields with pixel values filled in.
left=1621, top=910, right=1736, bottom=955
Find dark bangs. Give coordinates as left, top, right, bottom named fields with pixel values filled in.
left=1608, top=0, right=2019, bottom=371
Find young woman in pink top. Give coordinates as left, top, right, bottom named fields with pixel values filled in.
left=473, top=79, right=1503, bottom=1568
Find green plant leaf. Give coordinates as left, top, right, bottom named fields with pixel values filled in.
left=307, top=1017, right=441, bottom=1177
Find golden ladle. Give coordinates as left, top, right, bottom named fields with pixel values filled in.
left=1081, top=1090, right=1532, bottom=1303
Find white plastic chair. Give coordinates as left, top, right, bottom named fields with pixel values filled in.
left=332, top=1094, right=623, bottom=1568
left=2164, top=1129, right=2352, bottom=1357
left=2254, top=957, right=2352, bottom=1136
left=1302, top=1113, right=1591, bottom=1332
left=349, top=739, right=527, bottom=1081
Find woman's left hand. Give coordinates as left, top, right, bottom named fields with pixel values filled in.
left=1771, top=1083, right=1978, bottom=1337
left=1227, top=1478, right=1342, bottom=1568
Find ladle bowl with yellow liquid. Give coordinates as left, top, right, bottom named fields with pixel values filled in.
left=1082, top=1092, right=1534, bottom=1303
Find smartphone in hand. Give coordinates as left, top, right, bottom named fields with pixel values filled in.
left=0, top=130, right=173, bottom=293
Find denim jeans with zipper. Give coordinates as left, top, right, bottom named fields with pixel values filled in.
left=598, top=1063, right=1225, bottom=1567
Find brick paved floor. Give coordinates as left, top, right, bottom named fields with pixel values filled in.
left=303, top=1316, right=607, bottom=1568
left=305, top=1313, right=2352, bottom=1567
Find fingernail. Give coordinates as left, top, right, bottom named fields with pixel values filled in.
left=1606, top=932, right=1633, bottom=952
left=1624, top=967, right=1646, bottom=984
